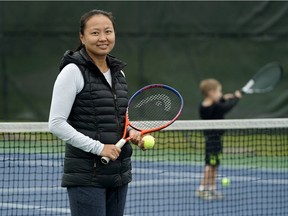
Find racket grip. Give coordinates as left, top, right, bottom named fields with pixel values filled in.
left=101, top=139, right=127, bottom=165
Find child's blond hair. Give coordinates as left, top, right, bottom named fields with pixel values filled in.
left=199, top=79, right=221, bottom=97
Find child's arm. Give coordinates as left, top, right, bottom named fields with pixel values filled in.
left=223, top=90, right=242, bottom=100
left=216, top=90, right=242, bottom=113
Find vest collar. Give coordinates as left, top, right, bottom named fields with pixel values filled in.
left=79, top=48, right=127, bottom=74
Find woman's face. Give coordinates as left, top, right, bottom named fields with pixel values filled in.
left=80, top=14, right=115, bottom=57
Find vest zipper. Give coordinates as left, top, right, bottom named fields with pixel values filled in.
left=112, top=91, right=122, bottom=140
left=101, top=72, right=122, bottom=140
left=110, top=72, right=122, bottom=140
left=93, top=158, right=97, bottom=176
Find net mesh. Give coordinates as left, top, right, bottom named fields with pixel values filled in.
left=0, top=119, right=288, bottom=216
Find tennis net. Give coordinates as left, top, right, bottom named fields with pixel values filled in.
left=0, top=119, right=288, bottom=216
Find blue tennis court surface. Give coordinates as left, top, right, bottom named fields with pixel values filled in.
left=127, top=161, right=288, bottom=216
left=1, top=154, right=287, bottom=216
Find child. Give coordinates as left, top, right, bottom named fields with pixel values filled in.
left=195, top=79, right=242, bottom=200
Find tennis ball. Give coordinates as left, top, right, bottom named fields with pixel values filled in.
left=142, top=135, right=155, bottom=149
left=222, top=177, right=230, bottom=187
left=210, top=158, right=217, bottom=166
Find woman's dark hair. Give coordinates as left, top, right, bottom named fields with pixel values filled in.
left=76, top=9, right=115, bottom=51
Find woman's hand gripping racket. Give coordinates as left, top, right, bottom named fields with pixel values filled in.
left=241, top=62, right=283, bottom=94
left=101, top=84, right=184, bottom=164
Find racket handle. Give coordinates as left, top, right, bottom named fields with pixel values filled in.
left=101, top=139, right=127, bottom=164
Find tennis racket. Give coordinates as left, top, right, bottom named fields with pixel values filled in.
left=241, top=62, right=283, bottom=94
left=101, top=84, right=184, bottom=164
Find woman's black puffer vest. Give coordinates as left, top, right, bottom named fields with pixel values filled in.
left=60, top=48, right=132, bottom=188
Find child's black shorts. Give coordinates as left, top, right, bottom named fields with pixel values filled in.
left=204, top=133, right=223, bottom=167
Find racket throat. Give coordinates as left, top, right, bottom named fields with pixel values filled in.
left=241, top=80, right=254, bottom=94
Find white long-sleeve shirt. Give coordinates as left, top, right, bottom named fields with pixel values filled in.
left=48, top=63, right=113, bottom=156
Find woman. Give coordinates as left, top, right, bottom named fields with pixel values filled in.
left=49, top=9, right=143, bottom=216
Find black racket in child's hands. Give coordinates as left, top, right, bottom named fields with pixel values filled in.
left=241, top=62, right=283, bottom=94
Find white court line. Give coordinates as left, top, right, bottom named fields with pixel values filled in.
left=130, top=178, right=193, bottom=187
left=130, top=176, right=288, bottom=187
left=0, top=202, right=132, bottom=216
left=131, top=168, right=288, bottom=186
left=1, top=169, right=288, bottom=195
left=0, top=202, right=70, bottom=214
left=0, top=187, right=64, bottom=194
left=133, top=160, right=288, bottom=173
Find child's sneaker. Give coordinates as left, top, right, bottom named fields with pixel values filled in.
left=195, top=190, right=213, bottom=200
left=210, top=190, right=224, bottom=200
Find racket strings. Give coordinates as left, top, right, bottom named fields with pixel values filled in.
left=128, top=87, right=182, bottom=130
left=250, top=63, right=283, bottom=93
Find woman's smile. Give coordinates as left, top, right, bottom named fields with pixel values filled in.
left=97, top=44, right=109, bottom=49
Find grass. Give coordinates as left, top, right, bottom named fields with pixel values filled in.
left=132, top=129, right=288, bottom=169
left=0, top=132, right=65, bottom=154
left=0, top=129, right=287, bottom=169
